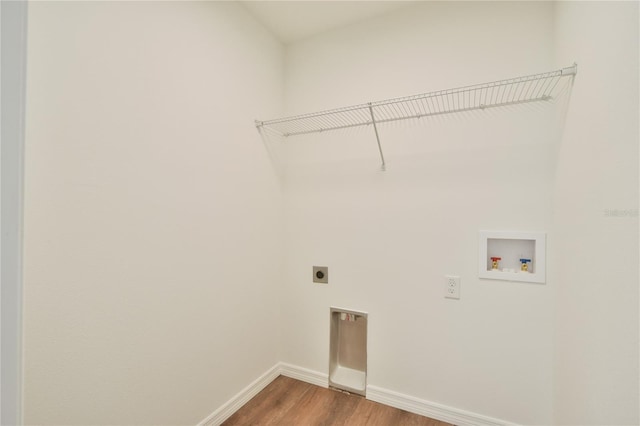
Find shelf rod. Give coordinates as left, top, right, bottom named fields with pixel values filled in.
left=257, top=66, right=575, bottom=132
left=279, top=95, right=550, bottom=137
left=368, top=103, right=386, bottom=171
left=255, top=64, right=577, bottom=169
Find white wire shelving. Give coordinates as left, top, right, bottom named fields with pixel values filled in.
left=256, top=64, right=577, bottom=170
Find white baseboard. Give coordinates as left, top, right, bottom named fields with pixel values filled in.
left=198, top=362, right=518, bottom=426
left=366, top=385, right=519, bottom=426
left=198, top=363, right=281, bottom=426
left=279, top=362, right=329, bottom=388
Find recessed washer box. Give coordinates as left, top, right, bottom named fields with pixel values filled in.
left=479, top=231, right=546, bottom=284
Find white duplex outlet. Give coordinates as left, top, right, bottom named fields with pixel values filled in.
left=445, top=275, right=461, bottom=299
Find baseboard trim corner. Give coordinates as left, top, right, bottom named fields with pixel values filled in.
left=198, top=362, right=519, bottom=426
left=198, top=363, right=281, bottom=426
left=279, top=362, right=329, bottom=388
left=366, top=385, right=519, bottom=426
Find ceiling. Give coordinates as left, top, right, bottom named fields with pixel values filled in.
left=240, top=1, right=415, bottom=45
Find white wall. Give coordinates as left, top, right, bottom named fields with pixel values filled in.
left=281, top=2, right=558, bottom=424
left=23, top=2, right=284, bottom=424
left=552, top=2, right=639, bottom=424
left=21, top=2, right=639, bottom=425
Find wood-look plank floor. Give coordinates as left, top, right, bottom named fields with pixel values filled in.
left=222, top=376, right=453, bottom=426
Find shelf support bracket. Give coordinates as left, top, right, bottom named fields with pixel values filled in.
left=368, top=103, right=386, bottom=171
left=561, top=63, right=578, bottom=76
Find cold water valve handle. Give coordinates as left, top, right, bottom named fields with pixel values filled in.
left=520, top=258, right=531, bottom=272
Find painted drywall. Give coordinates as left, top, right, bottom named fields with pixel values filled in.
left=552, top=2, right=639, bottom=424
left=20, top=1, right=639, bottom=425
left=1, top=1, right=27, bottom=424
left=280, top=2, right=558, bottom=424
left=22, top=2, right=284, bottom=424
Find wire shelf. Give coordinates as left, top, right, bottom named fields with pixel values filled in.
left=256, top=64, right=577, bottom=169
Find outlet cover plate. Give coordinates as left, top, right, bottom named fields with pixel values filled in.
left=445, top=275, right=460, bottom=299
left=313, top=266, right=328, bottom=283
